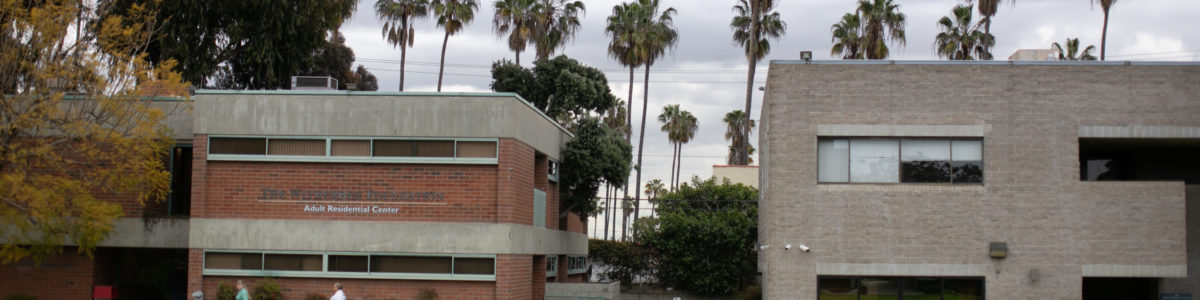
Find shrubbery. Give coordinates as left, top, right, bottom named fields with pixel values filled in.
left=251, top=278, right=283, bottom=300
left=216, top=281, right=237, bottom=300
left=588, top=239, right=654, bottom=285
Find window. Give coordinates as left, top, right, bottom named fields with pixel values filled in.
left=208, top=136, right=499, bottom=163
left=566, top=255, right=587, bottom=275
left=817, top=276, right=983, bottom=300
left=819, top=138, right=983, bottom=184
left=546, top=255, right=558, bottom=277
left=203, top=250, right=495, bottom=280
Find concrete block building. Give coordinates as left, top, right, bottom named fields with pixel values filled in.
left=759, top=61, right=1199, bottom=299
left=1, top=91, right=589, bottom=299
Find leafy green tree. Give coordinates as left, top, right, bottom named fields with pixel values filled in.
left=530, top=0, right=586, bottom=61
left=2, top=0, right=182, bottom=263
left=433, top=0, right=478, bottom=91
left=731, top=0, right=784, bottom=165
left=634, top=177, right=758, bottom=296
left=830, top=13, right=864, bottom=59
left=630, top=0, right=678, bottom=234
left=588, top=239, right=653, bottom=286
left=856, top=0, right=906, bottom=59
left=658, top=105, right=698, bottom=189
left=351, top=65, right=380, bottom=91
left=489, top=56, right=617, bottom=126
left=934, top=4, right=994, bottom=60
left=493, top=0, right=536, bottom=65
left=304, top=33, right=356, bottom=90
left=1093, top=0, right=1117, bottom=60
left=376, top=0, right=430, bottom=91
left=560, top=118, right=633, bottom=220
left=96, top=0, right=357, bottom=89
left=723, top=110, right=755, bottom=165
left=1052, top=37, right=1098, bottom=61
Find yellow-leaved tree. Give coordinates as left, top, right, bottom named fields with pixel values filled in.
left=0, top=0, right=186, bottom=263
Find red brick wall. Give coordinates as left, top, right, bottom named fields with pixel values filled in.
left=495, top=254, right=534, bottom=299
left=496, top=139, right=535, bottom=226
left=201, top=276, right=495, bottom=300
left=0, top=250, right=94, bottom=299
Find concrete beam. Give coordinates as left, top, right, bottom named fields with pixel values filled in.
left=816, top=124, right=987, bottom=137
left=1079, top=125, right=1200, bottom=139
left=189, top=218, right=587, bottom=255
left=816, top=263, right=989, bottom=277
left=1082, top=264, right=1187, bottom=278
left=99, top=218, right=190, bottom=248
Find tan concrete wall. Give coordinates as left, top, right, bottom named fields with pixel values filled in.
left=760, top=62, right=1200, bottom=299
left=192, top=91, right=571, bottom=160
left=713, top=165, right=759, bottom=188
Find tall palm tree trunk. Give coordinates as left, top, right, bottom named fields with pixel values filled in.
left=1100, top=9, right=1109, bottom=60
left=675, top=143, right=682, bottom=188
left=437, top=31, right=450, bottom=91
left=515, top=50, right=521, bottom=66
left=625, top=67, right=634, bottom=199
left=633, top=65, right=651, bottom=235
left=668, top=142, right=677, bottom=190
left=400, top=45, right=408, bottom=91
left=603, top=183, right=610, bottom=240
left=741, top=57, right=756, bottom=165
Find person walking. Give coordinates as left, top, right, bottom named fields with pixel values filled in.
left=235, top=280, right=250, bottom=300
left=330, top=282, right=346, bottom=300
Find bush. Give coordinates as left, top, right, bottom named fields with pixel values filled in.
left=252, top=278, right=283, bottom=300
left=216, top=281, right=237, bottom=300
left=305, top=293, right=327, bottom=300
left=588, top=239, right=653, bottom=286
left=735, top=285, right=762, bottom=300
left=635, top=177, right=758, bottom=296
left=4, top=294, right=37, bottom=300
left=415, top=288, right=439, bottom=300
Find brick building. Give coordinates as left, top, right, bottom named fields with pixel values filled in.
left=1, top=91, right=589, bottom=299
left=759, top=61, right=1199, bottom=299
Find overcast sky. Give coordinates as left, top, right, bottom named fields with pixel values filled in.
left=339, top=0, right=1198, bottom=235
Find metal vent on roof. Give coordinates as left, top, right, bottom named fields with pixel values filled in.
left=291, top=76, right=338, bottom=90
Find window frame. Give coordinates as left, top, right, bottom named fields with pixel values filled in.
left=817, top=137, right=985, bottom=185
left=207, top=135, right=499, bottom=165
left=201, top=250, right=496, bottom=281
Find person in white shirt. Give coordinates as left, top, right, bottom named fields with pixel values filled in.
left=330, top=282, right=346, bottom=300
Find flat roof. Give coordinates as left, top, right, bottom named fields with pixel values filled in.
left=770, top=60, right=1200, bottom=66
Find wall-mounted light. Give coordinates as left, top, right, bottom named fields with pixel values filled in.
left=989, top=242, right=1008, bottom=259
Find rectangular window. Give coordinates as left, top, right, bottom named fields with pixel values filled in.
left=456, top=141, right=498, bottom=158
left=546, top=256, right=558, bottom=277
left=453, top=257, right=496, bottom=275
left=818, top=276, right=984, bottom=300
left=331, top=140, right=371, bottom=157
left=209, top=138, right=266, bottom=155
left=370, top=256, right=452, bottom=274
left=263, top=254, right=322, bottom=271
left=374, top=140, right=416, bottom=157
left=328, top=255, right=369, bottom=272
left=267, top=139, right=325, bottom=156
left=819, top=138, right=983, bottom=184
left=204, top=252, right=262, bottom=270
left=415, top=141, right=455, bottom=157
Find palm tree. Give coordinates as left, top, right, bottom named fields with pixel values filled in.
left=830, top=13, right=863, bottom=59
left=493, top=0, right=536, bottom=65
left=672, top=110, right=697, bottom=189
left=934, top=4, right=994, bottom=60
left=631, top=0, right=678, bottom=232
left=433, top=0, right=478, bottom=91
left=1051, top=38, right=1098, bottom=61
left=1093, top=0, right=1116, bottom=60
left=975, top=0, right=1009, bottom=35
left=856, top=0, right=906, bottom=59
left=723, top=110, right=756, bottom=165
left=529, top=0, right=585, bottom=61
left=658, top=104, right=682, bottom=188
left=602, top=99, right=629, bottom=239
left=375, top=0, right=430, bottom=92
left=644, top=179, right=666, bottom=217
left=731, top=0, right=784, bottom=166
left=605, top=1, right=642, bottom=147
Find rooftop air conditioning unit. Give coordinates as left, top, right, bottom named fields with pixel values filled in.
left=291, top=76, right=339, bottom=90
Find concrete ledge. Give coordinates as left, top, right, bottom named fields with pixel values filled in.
left=818, top=184, right=986, bottom=193
left=546, top=282, right=620, bottom=300
left=99, top=218, right=190, bottom=248
left=1082, top=264, right=1187, bottom=278
left=817, top=124, right=986, bottom=137
left=817, top=263, right=988, bottom=277
left=189, top=218, right=587, bottom=255
left=1079, top=125, right=1200, bottom=139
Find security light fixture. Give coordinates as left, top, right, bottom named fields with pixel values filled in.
left=989, top=242, right=1008, bottom=259
left=800, top=51, right=813, bottom=61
